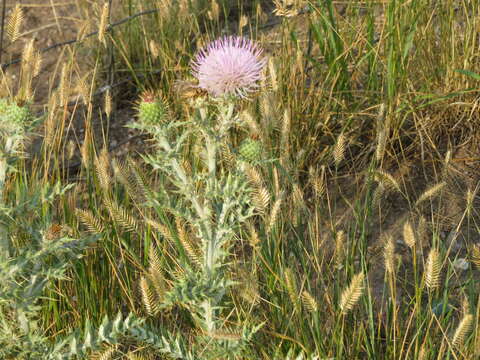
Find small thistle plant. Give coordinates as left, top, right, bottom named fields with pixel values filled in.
left=130, top=35, right=267, bottom=358
left=0, top=98, right=34, bottom=259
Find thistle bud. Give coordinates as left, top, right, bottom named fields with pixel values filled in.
left=5, top=101, right=31, bottom=125
left=137, top=91, right=169, bottom=125
left=238, top=137, right=263, bottom=163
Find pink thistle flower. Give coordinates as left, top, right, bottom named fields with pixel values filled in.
left=191, top=36, right=266, bottom=98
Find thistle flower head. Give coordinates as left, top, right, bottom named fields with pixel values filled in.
left=191, top=36, right=266, bottom=99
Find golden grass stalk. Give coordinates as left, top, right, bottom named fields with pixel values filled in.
left=148, top=245, right=166, bottom=299
left=240, top=110, right=262, bottom=139
left=19, top=39, right=36, bottom=100
left=301, top=290, right=318, bottom=313
left=221, top=143, right=235, bottom=169
left=238, top=14, right=249, bottom=34
left=127, top=352, right=150, bottom=360
left=206, top=330, right=242, bottom=341
left=145, top=218, right=175, bottom=243
left=280, top=109, right=291, bottom=165
left=92, top=346, right=116, bottom=360
left=98, top=3, right=110, bottom=46
left=417, top=215, right=428, bottom=246
left=417, top=344, right=426, bottom=360
left=376, top=129, right=387, bottom=162
left=247, top=221, right=261, bottom=247
left=375, top=170, right=401, bottom=193
left=292, top=183, right=304, bottom=210
left=252, top=186, right=270, bottom=214
left=403, top=220, right=416, bottom=248
left=375, top=103, right=386, bottom=162
left=268, top=195, right=283, bottom=232
left=372, top=183, right=385, bottom=207
left=273, top=167, right=281, bottom=197
left=452, top=313, right=473, bottom=348
left=244, top=163, right=263, bottom=188
left=442, top=150, right=451, bottom=179
left=384, top=235, right=396, bottom=275
left=149, top=39, right=160, bottom=59
left=80, top=121, right=92, bottom=167
left=256, top=3, right=267, bottom=23
left=309, top=166, right=325, bottom=198
left=75, top=208, right=104, bottom=234
left=94, top=148, right=111, bottom=192
left=7, top=5, right=23, bottom=43
left=32, top=51, right=42, bottom=78
left=284, top=267, right=299, bottom=309
left=333, top=133, right=346, bottom=167
left=424, top=248, right=441, bottom=290
left=208, top=0, right=220, bottom=22
left=268, top=57, right=279, bottom=92
left=45, top=95, right=58, bottom=147
left=112, top=159, right=147, bottom=204
left=335, top=230, right=345, bottom=265
left=237, top=267, right=260, bottom=305
left=58, top=63, right=70, bottom=106
left=340, top=272, right=365, bottom=314
left=176, top=218, right=202, bottom=267
left=465, top=187, right=477, bottom=218
left=415, top=182, right=446, bottom=207
left=104, top=89, right=112, bottom=118
left=139, top=276, right=158, bottom=316
left=103, top=196, right=138, bottom=232
left=273, top=0, right=302, bottom=17
left=471, top=244, right=480, bottom=268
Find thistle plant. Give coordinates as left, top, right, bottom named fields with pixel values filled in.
left=0, top=98, right=34, bottom=259
left=130, top=36, right=266, bottom=358
left=0, top=99, right=98, bottom=359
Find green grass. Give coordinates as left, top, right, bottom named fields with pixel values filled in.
left=0, top=0, right=479, bottom=358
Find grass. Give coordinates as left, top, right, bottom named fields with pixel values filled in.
left=1, top=0, right=480, bottom=358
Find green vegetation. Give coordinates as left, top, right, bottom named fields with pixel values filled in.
left=1, top=0, right=479, bottom=358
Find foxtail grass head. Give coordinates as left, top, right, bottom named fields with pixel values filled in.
left=191, top=36, right=266, bottom=99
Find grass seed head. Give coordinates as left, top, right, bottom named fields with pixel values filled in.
left=425, top=248, right=441, bottom=290
left=452, top=314, right=473, bottom=349
left=340, top=272, right=365, bottom=314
